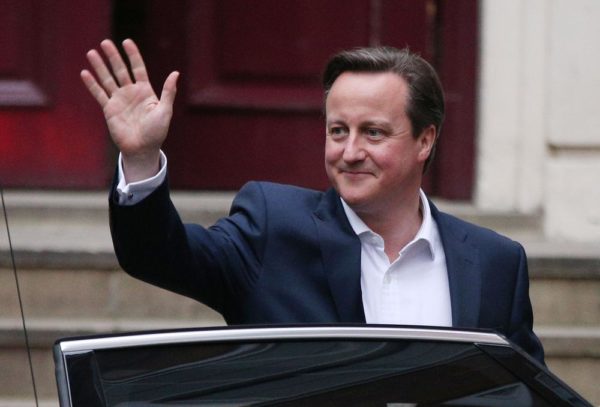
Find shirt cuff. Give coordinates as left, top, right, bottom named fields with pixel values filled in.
left=116, top=150, right=167, bottom=205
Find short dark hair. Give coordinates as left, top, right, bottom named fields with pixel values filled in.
left=322, top=47, right=445, bottom=172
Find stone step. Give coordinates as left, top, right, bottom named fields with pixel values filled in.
left=536, top=327, right=600, bottom=406
left=530, top=274, right=600, bottom=326
left=2, top=190, right=598, bottom=266
left=0, top=343, right=55, bottom=401
left=1, top=267, right=226, bottom=324
left=0, top=400, right=57, bottom=407
left=6, top=190, right=541, bottom=231
left=2, top=259, right=598, bottom=327
left=2, top=190, right=550, bottom=253
left=0, top=317, right=226, bottom=347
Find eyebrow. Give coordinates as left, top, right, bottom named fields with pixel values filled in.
left=361, top=120, right=392, bottom=128
left=325, top=119, right=346, bottom=127
left=326, top=119, right=392, bottom=128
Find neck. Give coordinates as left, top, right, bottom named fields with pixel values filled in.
left=356, top=192, right=423, bottom=261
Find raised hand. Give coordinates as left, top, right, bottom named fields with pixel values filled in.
left=81, top=39, right=179, bottom=182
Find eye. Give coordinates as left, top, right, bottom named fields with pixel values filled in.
left=328, top=126, right=348, bottom=140
left=365, top=128, right=385, bottom=140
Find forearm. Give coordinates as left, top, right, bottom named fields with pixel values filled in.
left=109, top=174, right=239, bottom=314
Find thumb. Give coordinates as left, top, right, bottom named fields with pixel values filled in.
left=159, top=71, right=179, bottom=108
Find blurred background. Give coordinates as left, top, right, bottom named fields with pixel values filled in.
left=1, top=0, right=598, bottom=405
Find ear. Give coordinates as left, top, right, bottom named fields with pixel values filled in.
left=417, top=125, right=436, bottom=162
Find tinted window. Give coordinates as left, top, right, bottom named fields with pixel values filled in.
left=64, top=339, right=553, bottom=406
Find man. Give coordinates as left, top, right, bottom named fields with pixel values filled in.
left=82, top=39, right=545, bottom=364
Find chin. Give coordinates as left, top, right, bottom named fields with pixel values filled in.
left=330, top=175, right=370, bottom=203
left=338, top=189, right=368, bottom=208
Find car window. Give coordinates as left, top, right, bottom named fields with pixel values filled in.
left=61, top=338, right=554, bottom=406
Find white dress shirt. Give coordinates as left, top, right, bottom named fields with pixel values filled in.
left=341, top=192, right=452, bottom=326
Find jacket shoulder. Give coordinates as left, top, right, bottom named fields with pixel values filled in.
left=237, top=181, right=325, bottom=209
left=432, top=203, right=523, bottom=252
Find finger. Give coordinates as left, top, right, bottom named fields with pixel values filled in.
left=100, top=39, right=133, bottom=86
left=122, top=39, right=150, bottom=82
left=159, top=71, right=180, bottom=108
left=86, top=49, right=119, bottom=95
left=80, top=69, right=109, bottom=107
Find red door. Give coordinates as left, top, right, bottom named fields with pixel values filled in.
left=0, top=0, right=111, bottom=188
left=116, top=0, right=477, bottom=199
left=0, top=0, right=476, bottom=198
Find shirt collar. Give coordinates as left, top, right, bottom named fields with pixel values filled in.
left=340, top=189, right=437, bottom=260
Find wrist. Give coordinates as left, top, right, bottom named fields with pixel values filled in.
left=121, top=150, right=161, bottom=183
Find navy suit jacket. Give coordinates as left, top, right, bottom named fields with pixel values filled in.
left=110, top=179, right=545, bottom=364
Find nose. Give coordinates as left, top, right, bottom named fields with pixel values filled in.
left=342, top=132, right=366, bottom=163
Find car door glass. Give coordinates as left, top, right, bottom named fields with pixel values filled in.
left=63, top=339, right=553, bottom=406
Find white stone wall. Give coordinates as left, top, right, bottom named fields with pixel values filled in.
left=477, top=0, right=600, bottom=242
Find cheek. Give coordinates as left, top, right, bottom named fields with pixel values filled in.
left=368, top=145, right=395, bottom=169
left=324, top=140, right=341, bottom=164
left=324, top=146, right=337, bottom=182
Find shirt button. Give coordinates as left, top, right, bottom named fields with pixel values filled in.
left=127, top=192, right=134, bottom=200
left=383, top=275, right=391, bottom=284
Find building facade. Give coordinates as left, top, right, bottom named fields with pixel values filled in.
left=477, top=0, right=600, bottom=242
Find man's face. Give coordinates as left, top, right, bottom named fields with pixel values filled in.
left=324, top=71, right=434, bottom=217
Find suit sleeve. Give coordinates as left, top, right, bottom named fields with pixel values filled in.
left=506, top=245, right=546, bottom=365
left=109, top=176, right=267, bottom=320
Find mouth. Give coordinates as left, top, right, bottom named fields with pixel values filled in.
left=339, top=169, right=373, bottom=179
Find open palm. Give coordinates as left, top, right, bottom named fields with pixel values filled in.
left=81, top=39, right=178, bottom=179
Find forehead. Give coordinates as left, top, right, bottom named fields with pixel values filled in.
left=328, top=71, right=408, bottom=94
left=325, top=71, right=410, bottom=120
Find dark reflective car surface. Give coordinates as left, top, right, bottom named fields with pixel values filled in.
left=54, top=326, right=592, bottom=406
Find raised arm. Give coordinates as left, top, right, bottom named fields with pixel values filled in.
left=81, top=39, right=179, bottom=182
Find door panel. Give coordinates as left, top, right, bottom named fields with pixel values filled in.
left=0, top=0, right=51, bottom=107
left=116, top=0, right=477, bottom=197
left=430, top=0, right=478, bottom=199
left=0, top=0, right=477, bottom=197
left=0, top=0, right=110, bottom=188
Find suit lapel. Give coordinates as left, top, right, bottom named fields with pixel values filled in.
left=430, top=201, right=481, bottom=328
left=313, top=189, right=365, bottom=323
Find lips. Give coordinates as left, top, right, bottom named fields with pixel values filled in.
left=338, top=166, right=373, bottom=174
left=339, top=169, right=374, bottom=180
